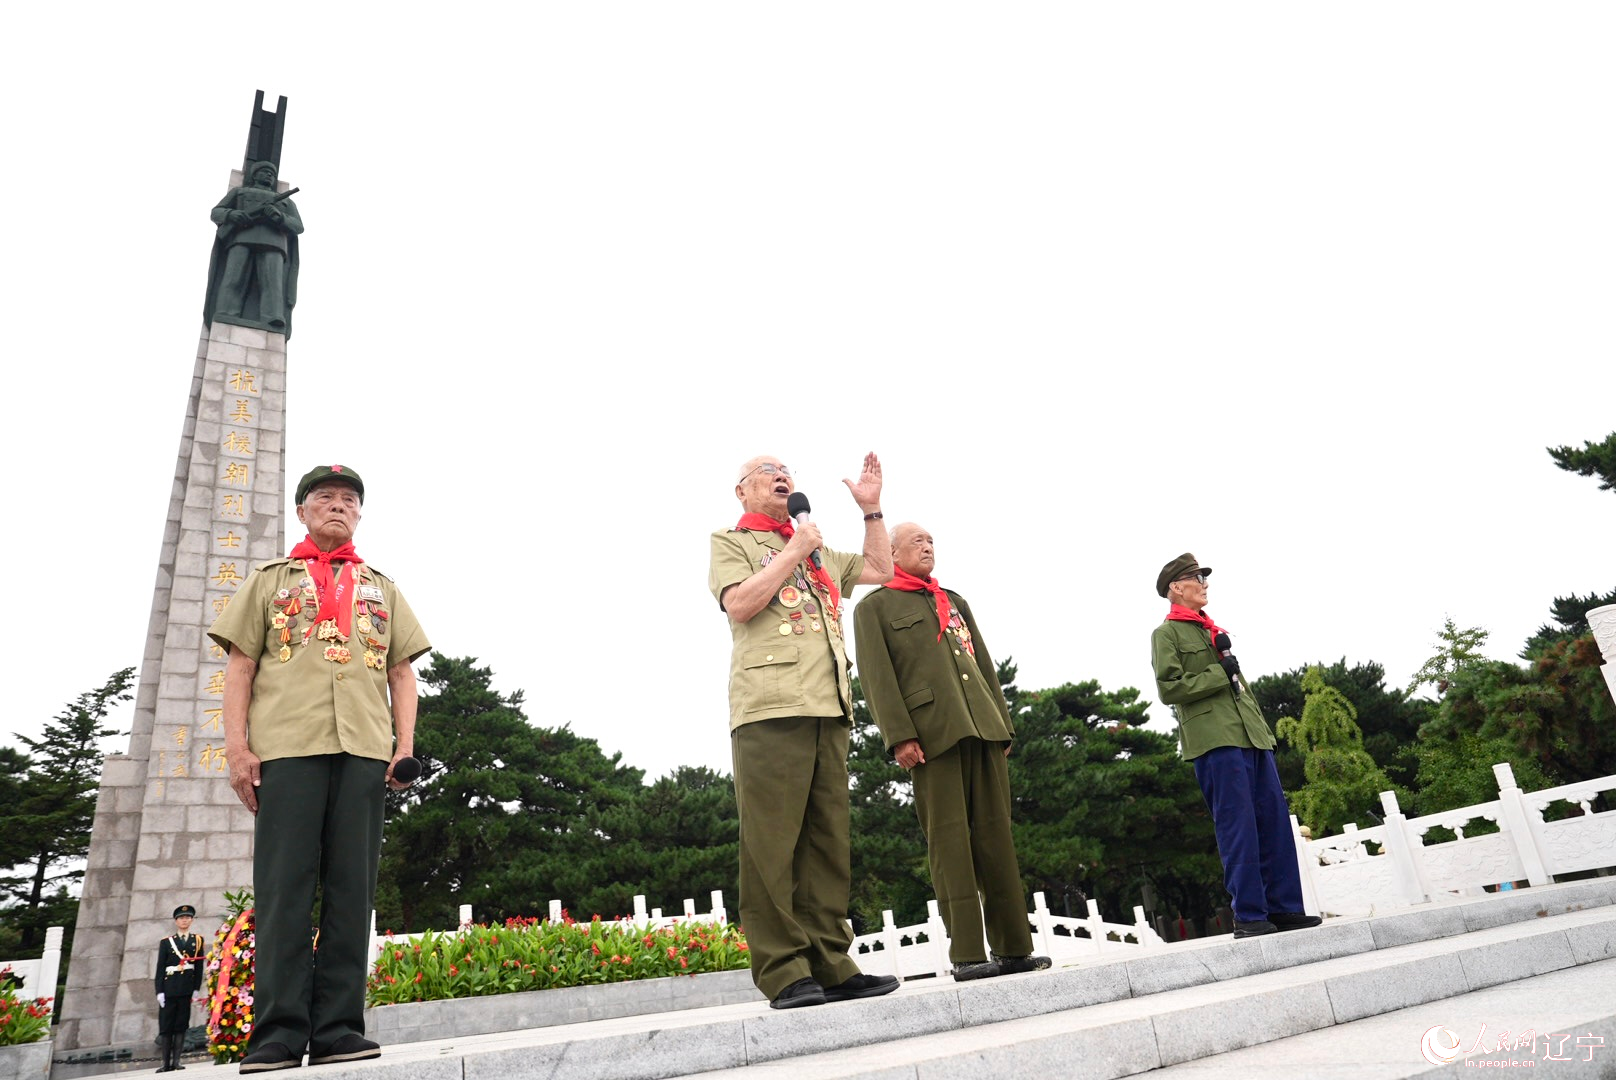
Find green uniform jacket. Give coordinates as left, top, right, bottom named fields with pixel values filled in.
left=1150, top=618, right=1275, bottom=761
left=854, top=587, right=1013, bottom=757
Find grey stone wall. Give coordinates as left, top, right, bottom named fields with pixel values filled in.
left=58, top=316, right=287, bottom=1050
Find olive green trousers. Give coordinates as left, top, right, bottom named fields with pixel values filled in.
left=732, top=715, right=862, bottom=1000
left=910, top=737, right=1034, bottom=963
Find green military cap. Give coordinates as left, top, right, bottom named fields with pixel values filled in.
left=172, top=905, right=196, bottom=919
left=1156, top=553, right=1212, bottom=598
left=296, top=464, right=364, bottom=505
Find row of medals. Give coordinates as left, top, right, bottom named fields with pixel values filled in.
left=270, top=578, right=391, bottom=669
left=762, top=552, right=832, bottom=636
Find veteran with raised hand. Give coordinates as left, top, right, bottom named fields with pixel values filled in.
left=708, top=452, right=900, bottom=1010
left=1149, top=553, right=1321, bottom=939
left=210, top=465, right=431, bottom=1072
left=854, top=524, right=1049, bottom=981
left=153, top=904, right=205, bottom=1072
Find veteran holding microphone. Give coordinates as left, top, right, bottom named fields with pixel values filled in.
left=708, top=453, right=900, bottom=1010
left=210, top=465, right=431, bottom=1071
left=1150, top=553, right=1321, bottom=939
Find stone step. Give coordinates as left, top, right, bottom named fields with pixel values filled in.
left=679, top=907, right=1616, bottom=1079
left=73, top=877, right=1616, bottom=1080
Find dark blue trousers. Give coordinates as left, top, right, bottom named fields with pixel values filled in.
left=1192, top=746, right=1304, bottom=923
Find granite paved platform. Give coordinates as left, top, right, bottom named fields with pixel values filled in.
left=57, top=877, right=1616, bottom=1080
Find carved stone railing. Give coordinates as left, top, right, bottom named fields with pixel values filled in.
left=1298, top=763, right=1616, bottom=916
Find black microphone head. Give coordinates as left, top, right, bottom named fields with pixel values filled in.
left=786, top=491, right=811, bottom=518
left=391, top=756, right=422, bottom=784
left=1214, top=632, right=1232, bottom=651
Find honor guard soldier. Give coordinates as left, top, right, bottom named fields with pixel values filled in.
left=1149, top=553, right=1323, bottom=938
left=211, top=465, right=431, bottom=1072
left=154, top=904, right=204, bottom=1072
left=708, top=453, right=900, bottom=1010
left=854, top=523, right=1049, bottom=980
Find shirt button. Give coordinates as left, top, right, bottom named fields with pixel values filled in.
left=336, top=673, right=345, bottom=681
left=955, top=649, right=961, bottom=655
left=962, top=673, right=970, bottom=681
left=765, top=655, right=774, bottom=662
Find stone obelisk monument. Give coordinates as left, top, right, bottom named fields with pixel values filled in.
left=58, top=91, right=301, bottom=1052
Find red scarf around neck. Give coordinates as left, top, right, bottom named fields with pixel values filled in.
left=289, top=535, right=364, bottom=639
left=735, top=513, right=841, bottom=616
left=1165, top=603, right=1228, bottom=645
left=884, top=566, right=951, bottom=641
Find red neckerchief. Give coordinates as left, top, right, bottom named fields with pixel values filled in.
left=884, top=566, right=951, bottom=641
left=289, top=535, right=364, bottom=640
left=1166, top=603, right=1228, bottom=645
left=735, top=513, right=841, bottom=616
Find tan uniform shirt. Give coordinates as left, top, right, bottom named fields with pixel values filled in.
left=208, top=557, right=430, bottom=762
left=709, top=529, right=864, bottom=731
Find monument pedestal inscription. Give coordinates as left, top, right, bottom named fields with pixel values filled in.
left=57, top=93, right=298, bottom=1053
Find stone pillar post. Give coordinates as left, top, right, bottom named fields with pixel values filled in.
left=57, top=318, right=287, bottom=1051
left=1587, top=604, right=1616, bottom=703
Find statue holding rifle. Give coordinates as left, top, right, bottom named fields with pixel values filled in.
left=205, top=160, right=303, bottom=336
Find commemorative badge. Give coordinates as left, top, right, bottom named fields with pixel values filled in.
left=778, top=585, right=802, bottom=608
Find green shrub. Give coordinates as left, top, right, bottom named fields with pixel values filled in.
left=367, top=913, right=749, bottom=1006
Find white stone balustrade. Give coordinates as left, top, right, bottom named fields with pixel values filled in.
left=1299, top=762, right=1616, bottom=917
left=0, top=925, right=63, bottom=1004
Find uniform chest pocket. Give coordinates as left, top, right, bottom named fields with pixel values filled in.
left=1177, top=638, right=1214, bottom=675
left=890, top=613, right=927, bottom=631
left=737, top=645, right=806, bottom=714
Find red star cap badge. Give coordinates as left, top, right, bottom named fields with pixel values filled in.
left=332, top=465, right=344, bottom=473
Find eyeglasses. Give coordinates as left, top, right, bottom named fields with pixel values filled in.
left=741, top=463, right=792, bottom=481
left=1176, top=572, right=1208, bottom=585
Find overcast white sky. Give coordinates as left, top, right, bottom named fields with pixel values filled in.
left=2, top=3, right=1612, bottom=779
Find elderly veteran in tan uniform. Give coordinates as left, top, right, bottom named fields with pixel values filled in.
left=1149, top=553, right=1319, bottom=939
left=854, top=523, right=1048, bottom=981
left=708, top=452, right=899, bottom=1010
left=210, top=465, right=430, bottom=1072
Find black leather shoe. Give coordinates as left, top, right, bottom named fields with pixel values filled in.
left=1269, top=912, right=1323, bottom=931
left=307, top=1035, right=380, bottom=1065
left=239, top=1043, right=301, bottom=1073
left=769, top=977, right=827, bottom=1009
left=1233, top=919, right=1277, bottom=938
left=951, top=960, right=1000, bottom=981
left=823, top=972, right=899, bottom=1002
left=992, top=953, right=1052, bottom=974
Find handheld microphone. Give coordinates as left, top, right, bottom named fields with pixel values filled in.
left=391, top=756, right=422, bottom=784
left=785, top=491, right=823, bottom=570
left=1213, top=633, right=1241, bottom=699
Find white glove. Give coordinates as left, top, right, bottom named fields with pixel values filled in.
left=158, top=993, right=166, bottom=1007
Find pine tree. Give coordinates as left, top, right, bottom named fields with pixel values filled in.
left=1275, top=666, right=1398, bottom=836
left=1406, top=618, right=1490, bottom=697
left=1547, top=431, right=1616, bottom=493
left=0, top=668, right=134, bottom=951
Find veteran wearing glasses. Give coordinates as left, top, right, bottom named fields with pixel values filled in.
left=708, top=453, right=899, bottom=1010
left=1150, top=553, right=1321, bottom=939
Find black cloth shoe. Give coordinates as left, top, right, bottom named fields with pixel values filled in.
left=823, top=972, right=900, bottom=1002
left=1233, top=919, right=1277, bottom=938
left=239, top=1043, right=301, bottom=1073
left=1269, top=912, right=1323, bottom=931
left=307, top=1035, right=380, bottom=1065
left=951, top=960, right=1001, bottom=981
left=991, top=954, right=1052, bottom=974
left=768, top=977, right=827, bottom=1010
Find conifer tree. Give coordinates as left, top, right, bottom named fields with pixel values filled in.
left=1276, top=666, right=1397, bottom=836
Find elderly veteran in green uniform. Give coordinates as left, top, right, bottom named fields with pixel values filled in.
left=1149, top=553, right=1320, bottom=939
left=211, top=465, right=430, bottom=1072
left=154, top=904, right=205, bottom=1072
left=854, top=524, right=1049, bottom=981
left=709, top=452, right=900, bottom=1010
